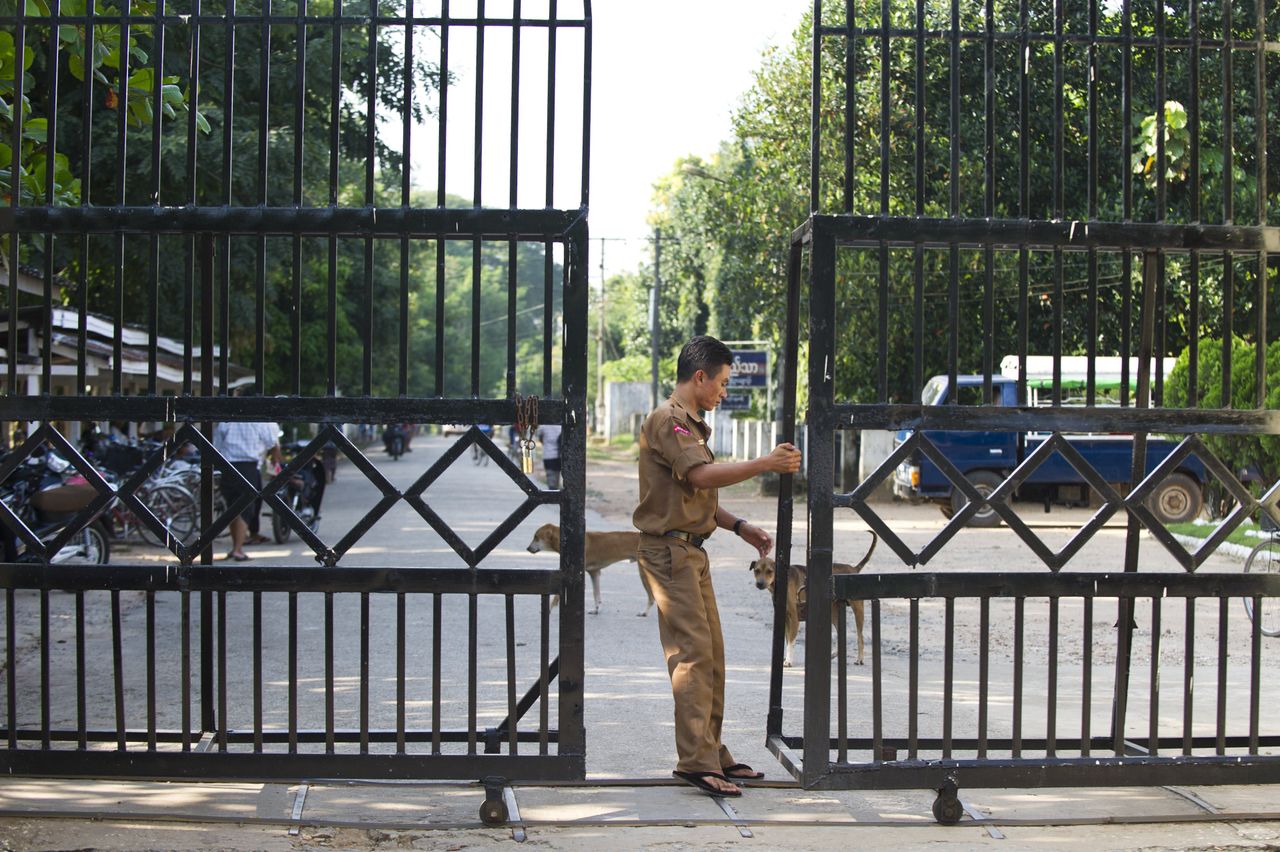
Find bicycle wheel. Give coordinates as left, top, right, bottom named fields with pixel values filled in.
left=139, top=484, right=200, bottom=548
left=1243, top=536, right=1280, bottom=637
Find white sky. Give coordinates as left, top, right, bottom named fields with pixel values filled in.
left=585, top=2, right=810, bottom=278
left=407, top=1, right=810, bottom=283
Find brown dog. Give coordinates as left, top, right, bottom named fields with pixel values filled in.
left=525, top=523, right=654, bottom=616
left=749, top=533, right=877, bottom=667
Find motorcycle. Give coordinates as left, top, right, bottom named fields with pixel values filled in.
left=270, top=440, right=326, bottom=544
left=382, top=424, right=406, bottom=461
left=0, top=451, right=111, bottom=565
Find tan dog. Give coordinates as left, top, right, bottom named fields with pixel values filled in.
left=526, top=523, right=654, bottom=616
left=749, top=533, right=877, bottom=667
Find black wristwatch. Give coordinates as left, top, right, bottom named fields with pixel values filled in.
left=732, top=518, right=747, bottom=536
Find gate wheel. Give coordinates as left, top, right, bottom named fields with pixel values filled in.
left=932, top=775, right=963, bottom=826
left=479, top=776, right=509, bottom=826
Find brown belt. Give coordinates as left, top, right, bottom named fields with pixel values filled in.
left=664, top=529, right=708, bottom=549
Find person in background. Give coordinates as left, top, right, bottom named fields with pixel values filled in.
left=536, top=422, right=562, bottom=490
left=214, top=400, right=281, bottom=561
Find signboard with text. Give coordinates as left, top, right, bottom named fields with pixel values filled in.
left=729, top=350, right=768, bottom=388
left=719, top=394, right=751, bottom=411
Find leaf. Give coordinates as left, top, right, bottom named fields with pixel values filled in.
left=22, top=116, right=46, bottom=142
left=127, top=66, right=153, bottom=92
left=194, top=110, right=211, bottom=134
left=0, top=142, right=10, bottom=171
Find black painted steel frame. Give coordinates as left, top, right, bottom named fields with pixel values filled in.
left=772, top=0, right=1280, bottom=791
left=0, top=2, right=592, bottom=781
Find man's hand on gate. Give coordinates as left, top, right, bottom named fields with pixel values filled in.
left=761, top=443, right=802, bottom=475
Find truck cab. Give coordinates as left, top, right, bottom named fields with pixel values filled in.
left=892, top=374, right=1204, bottom=526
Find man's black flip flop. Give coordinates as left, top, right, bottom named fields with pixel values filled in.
left=722, top=763, right=765, bottom=780
left=672, top=770, right=741, bottom=798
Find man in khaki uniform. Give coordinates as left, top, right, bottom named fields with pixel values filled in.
left=633, top=336, right=802, bottom=798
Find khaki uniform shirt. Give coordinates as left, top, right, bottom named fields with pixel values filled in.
left=632, top=395, right=718, bottom=537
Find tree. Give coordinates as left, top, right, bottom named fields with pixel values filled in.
left=637, top=4, right=1277, bottom=408
left=1165, top=337, right=1280, bottom=489
left=3, top=2, right=571, bottom=403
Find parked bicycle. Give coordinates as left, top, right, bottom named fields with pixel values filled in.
left=1243, top=514, right=1279, bottom=637
left=93, top=442, right=225, bottom=547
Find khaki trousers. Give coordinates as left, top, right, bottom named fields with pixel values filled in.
left=637, top=533, right=735, bottom=775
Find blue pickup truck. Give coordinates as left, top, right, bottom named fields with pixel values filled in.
left=891, top=374, right=1205, bottom=527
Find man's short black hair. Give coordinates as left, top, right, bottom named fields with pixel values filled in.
left=677, top=335, right=733, bottom=383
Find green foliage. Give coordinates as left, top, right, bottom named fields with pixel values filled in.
left=0, top=0, right=209, bottom=207
left=1165, top=337, right=1280, bottom=484
left=1132, top=101, right=1190, bottom=186
left=7, top=0, right=466, bottom=400
left=601, top=353, right=675, bottom=387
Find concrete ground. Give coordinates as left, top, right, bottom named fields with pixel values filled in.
left=0, top=776, right=1278, bottom=849
left=0, top=431, right=1277, bottom=850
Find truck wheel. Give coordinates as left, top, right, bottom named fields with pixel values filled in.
left=1148, top=472, right=1202, bottom=525
left=951, top=471, right=1003, bottom=528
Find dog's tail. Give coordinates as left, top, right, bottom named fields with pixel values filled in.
left=854, top=531, right=878, bottom=570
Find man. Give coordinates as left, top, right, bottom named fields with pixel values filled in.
left=536, top=422, right=562, bottom=489
left=214, top=413, right=282, bottom=562
left=632, top=335, right=802, bottom=798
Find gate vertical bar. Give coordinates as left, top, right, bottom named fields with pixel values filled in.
left=769, top=237, right=804, bottom=739
left=558, top=218, right=589, bottom=771
left=803, top=222, right=837, bottom=785
left=1112, top=250, right=1158, bottom=752
left=200, top=234, right=216, bottom=735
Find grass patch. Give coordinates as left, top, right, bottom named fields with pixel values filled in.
left=587, top=440, right=637, bottom=463
left=1166, top=520, right=1267, bottom=548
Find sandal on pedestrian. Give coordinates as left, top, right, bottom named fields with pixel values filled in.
left=722, top=763, right=764, bottom=780
left=672, top=770, right=741, bottom=798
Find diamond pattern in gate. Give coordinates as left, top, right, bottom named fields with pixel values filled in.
left=984, top=433, right=1123, bottom=572
left=296, top=427, right=403, bottom=567
left=842, top=431, right=996, bottom=567
left=1126, top=435, right=1259, bottom=572
left=844, top=431, right=1127, bottom=571
left=404, top=425, right=546, bottom=567
left=0, top=424, right=117, bottom=562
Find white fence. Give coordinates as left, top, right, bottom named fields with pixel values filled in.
left=702, top=415, right=890, bottom=499
left=705, top=412, right=811, bottom=479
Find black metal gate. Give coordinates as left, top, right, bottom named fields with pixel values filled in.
left=0, top=1, right=591, bottom=781
left=770, top=0, right=1280, bottom=807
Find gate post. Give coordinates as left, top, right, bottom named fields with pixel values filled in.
left=556, top=219, right=590, bottom=773
left=801, top=223, right=837, bottom=786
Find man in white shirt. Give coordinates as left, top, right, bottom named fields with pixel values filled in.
left=214, top=419, right=281, bottom=561
left=536, top=423, right=562, bottom=489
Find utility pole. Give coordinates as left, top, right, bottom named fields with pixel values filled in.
left=593, top=236, right=624, bottom=436
left=647, top=229, right=681, bottom=410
